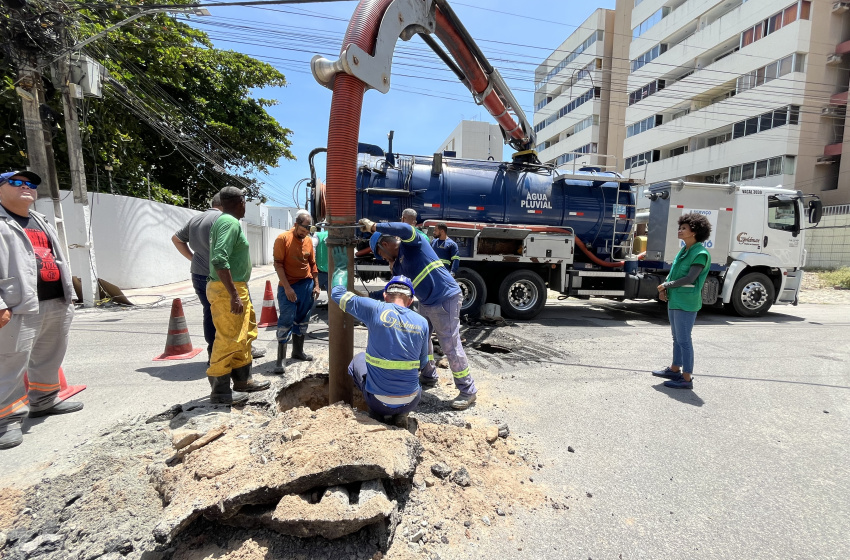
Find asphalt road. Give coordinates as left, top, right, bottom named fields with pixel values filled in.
left=1, top=274, right=848, bottom=559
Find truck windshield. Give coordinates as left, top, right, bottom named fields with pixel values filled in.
left=767, top=197, right=797, bottom=232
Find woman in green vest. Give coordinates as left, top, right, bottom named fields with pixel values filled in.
left=652, top=213, right=712, bottom=390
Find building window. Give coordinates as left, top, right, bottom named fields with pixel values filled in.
left=624, top=150, right=659, bottom=170
left=731, top=105, right=799, bottom=139
left=629, top=79, right=666, bottom=106
left=669, top=145, right=688, bottom=157
left=728, top=155, right=792, bottom=183
left=627, top=115, right=661, bottom=138
left=536, top=31, right=602, bottom=90
left=533, top=87, right=599, bottom=134
left=631, top=43, right=667, bottom=73
left=633, top=7, right=670, bottom=39
left=555, top=142, right=598, bottom=166
left=735, top=53, right=803, bottom=95
left=740, top=1, right=811, bottom=50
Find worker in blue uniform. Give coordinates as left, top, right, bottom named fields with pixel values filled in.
left=358, top=218, right=478, bottom=410
left=430, top=222, right=460, bottom=275
left=331, top=276, right=428, bottom=428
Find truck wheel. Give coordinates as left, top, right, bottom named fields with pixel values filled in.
left=498, top=270, right=547, bottom=320
left=729, top=272, right=775, bottom=317
left=455, top=268, right=486, bottom=319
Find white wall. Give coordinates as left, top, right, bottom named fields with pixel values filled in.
left=35, top=192, right=286, bottom=290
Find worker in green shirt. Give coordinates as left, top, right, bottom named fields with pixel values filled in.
left=312, top=226, right=329, bottom=293
left=207, top=187, right=269, bottom=404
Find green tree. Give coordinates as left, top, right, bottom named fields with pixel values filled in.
left=0, top=0, right=294, bottom=207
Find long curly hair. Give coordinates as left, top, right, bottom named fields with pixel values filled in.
left=678, top=213, right=712, bottom=243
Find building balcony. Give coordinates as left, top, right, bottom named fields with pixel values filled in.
left=634, top=127, right=800, bottom=183
left=535, top=100, right=600, bottom=140
left=539, top=126, right=597, bottom=164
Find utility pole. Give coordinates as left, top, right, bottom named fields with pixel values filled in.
left=18, top=65, right=71, bottom=258
left=57, top=57, right=98, bottom=308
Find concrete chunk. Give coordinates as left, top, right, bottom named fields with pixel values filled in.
left=151, top=405, right=422, bottom=543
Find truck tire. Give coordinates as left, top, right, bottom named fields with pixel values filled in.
left=498, top=270, right=547, bottom=320
left=728, top=272, right=775, bottom=317
left=455, top=268, right=486, bottom=319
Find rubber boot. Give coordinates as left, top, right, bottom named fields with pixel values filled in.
left=291, top=334, right=313, bottom=361
left=231, top=363, right=270, bottom=392
left=208, top=374, right=249, bottom=405
left=273, top=343, right=287, bottom=374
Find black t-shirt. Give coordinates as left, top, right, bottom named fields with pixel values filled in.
left=2, top=205, right=65, bottom=301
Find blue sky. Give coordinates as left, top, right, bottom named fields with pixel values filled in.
left=190, top=0, right=615, bottom=207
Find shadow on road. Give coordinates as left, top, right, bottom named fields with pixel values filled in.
left=137, top=361, right=208, bottom=382
left=653, top=383, right=705, bottom=407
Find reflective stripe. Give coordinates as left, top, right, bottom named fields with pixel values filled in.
left=402, top=228, right=418, bottom=243
left=428, top=354, right=434, bottom=361
left=413, top=260, right=444, bottom=287
left=373, top=392, right=419, bottom=406
left=28, top=382, right=61, bottom=391
left=365, top=353, right=420, bottom=370
left=440, top=259, right=451, bottom=265
left=451, top=256, right=460, bottom=260
left=339, top=292, right=354, bottom=313
left=452, top=367, right=470, bottom=379
left=0, top=396, right=28, bottom=418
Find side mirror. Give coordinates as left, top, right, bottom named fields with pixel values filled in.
left=808, top=199, right=822, bottom=225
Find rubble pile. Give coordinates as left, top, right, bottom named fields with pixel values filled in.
left=150, top=405, right=422, bottom=549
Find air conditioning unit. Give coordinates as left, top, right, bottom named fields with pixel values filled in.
left=822, top=106, right=844, bottom=117
left=827, top=53, right=843, bottom=66
left=832, top=1, right=849, bottom=13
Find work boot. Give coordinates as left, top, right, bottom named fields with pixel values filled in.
left=392, top=413, right=409, bottom=430
left=208, top=374, right=249, bottom=405
left=451, top=392, right=477, bottom=410
left=0, top=428, right=23, bottom=450
left=28, top=400, right=84, bottom=418
left=291, top=334, right=313, bottom=361
left=274, top=343, right=287, bottom=374
left=231, top=363, right=271, bottom=392
left=251, top=346, right=267, bottom=359
left=419, top=374, right=438, bottom=388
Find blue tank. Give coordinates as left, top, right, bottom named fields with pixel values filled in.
left=355, top=155, right=635, bottom=255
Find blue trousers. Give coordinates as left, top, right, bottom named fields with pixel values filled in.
left=276, top=278, right=314, bottom=343
left=419, top=293, right=476, bottom=395
left=668, top=308, right=698, bottom=373
left=348, top=352, right=421, bottom=417
left=191, top=273, right=215, bottom=357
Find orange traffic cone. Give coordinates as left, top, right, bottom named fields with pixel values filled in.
left=257, top=280, right=278, bottom=328
left=154, top=298, right=203, bottom=361
left=24, top=367, right=87, bottom=402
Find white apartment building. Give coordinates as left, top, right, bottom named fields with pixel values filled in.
left=438, top=120, right=504, bottom=161
left=532, top=9, right=616, bottom=169
left=621, top=0, right=850, bottom=205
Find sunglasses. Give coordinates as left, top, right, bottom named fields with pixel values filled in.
left=4, top=179, right=38, bottom=189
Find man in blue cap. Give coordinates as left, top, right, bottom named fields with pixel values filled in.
left=331, top=276, right=428, bottom=428
left=0, top=171, right=82, bottom=450
left=358, top=218, right=477, bottom=410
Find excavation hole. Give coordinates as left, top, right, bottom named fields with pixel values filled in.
left=276, top=373, right=368, bottom=412
left=473, top=343, right=512, bottom=354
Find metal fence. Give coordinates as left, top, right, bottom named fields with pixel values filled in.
left=805, top=204, right=850, bottom=269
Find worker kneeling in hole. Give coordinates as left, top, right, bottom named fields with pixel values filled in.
left=331, top=276, right=428, bottom=430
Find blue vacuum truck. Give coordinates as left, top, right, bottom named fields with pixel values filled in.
left=309, top=143, right=822, bottom=320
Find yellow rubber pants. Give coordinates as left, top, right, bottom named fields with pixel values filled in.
left=206, top=281, right=257, bottom=377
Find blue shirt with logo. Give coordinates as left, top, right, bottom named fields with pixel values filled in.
left=430, top=237, right=460, bottom=274
left=374, top=222, right=460, bottom=305
left=331, top=285, right=429, bottom=397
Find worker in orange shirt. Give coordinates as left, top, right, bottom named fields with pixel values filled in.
left=272, top=211, right=320, bottom=374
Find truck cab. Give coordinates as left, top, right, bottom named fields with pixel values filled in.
left=642, top=181, right=822, bottom=316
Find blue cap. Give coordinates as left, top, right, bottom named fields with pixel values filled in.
left=369, top=231, right=383, bottom=255
left=1, top=170, right=42, bottom=185
left=384, top=275, right=414, bottom=297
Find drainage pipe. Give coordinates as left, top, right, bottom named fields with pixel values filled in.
left=574, top=236, right=626, bottom=268
left=326, top=0, right=394, bottom=405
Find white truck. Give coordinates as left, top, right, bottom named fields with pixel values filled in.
left=633, top=180, right=822, bottom=316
